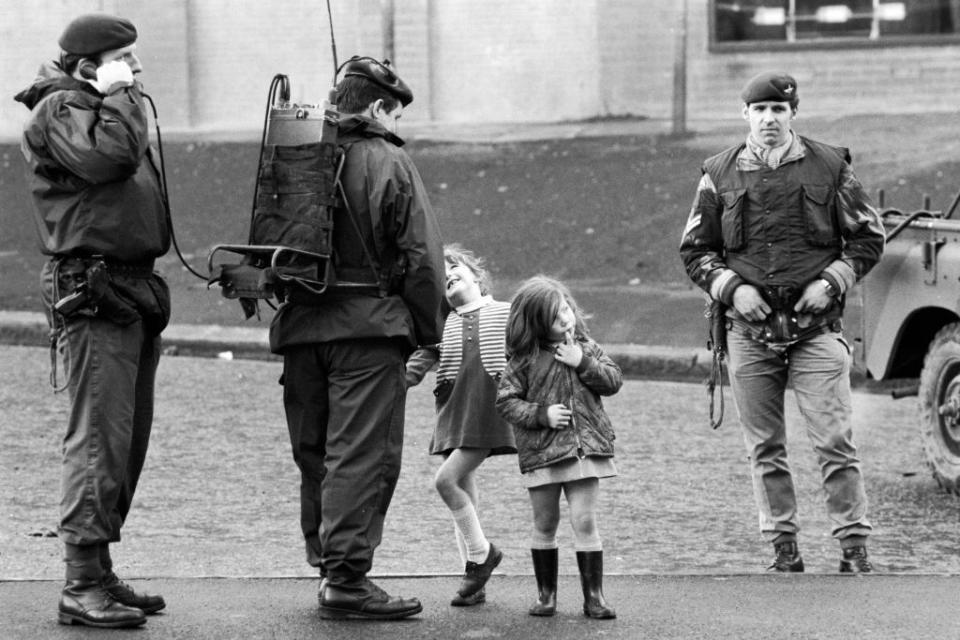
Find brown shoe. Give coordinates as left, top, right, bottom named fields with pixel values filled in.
left=450, top=587, right=486, bottom=607
left=319, top=579, right=422, bottom=620
left=457, top=543, right=503, bottom=598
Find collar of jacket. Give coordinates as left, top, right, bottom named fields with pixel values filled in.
left=13, top=60, right=99, bottom=110
left=738, top=131, right=805, bottom=172
left=338, top=114, right=405, bottom=147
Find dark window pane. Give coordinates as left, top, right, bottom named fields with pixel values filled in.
left=795, top=1, right=873, bottom=39
left=715, top=1, right=788, bottom=42
left=882, top=0, right=958, bottom=35
left=712, top=0, right=960, bottom=42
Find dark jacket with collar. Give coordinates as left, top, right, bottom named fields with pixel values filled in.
left=15, top=61, right=169, bottom=263
left=497, top=337, right=620, bottom=474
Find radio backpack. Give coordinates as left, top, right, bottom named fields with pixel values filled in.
left=208, top=74, right=381, bottom=318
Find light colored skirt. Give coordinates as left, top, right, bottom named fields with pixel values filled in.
left=523, top=455, right=617, bottom=488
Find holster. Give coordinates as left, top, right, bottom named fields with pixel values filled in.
left=752, top=285, right=840, bottom=345
left=53, top=258, right=170, bottom=335
left=707, top=299, right=727, bottom=355
left=759, top=286, right=805, bottom=343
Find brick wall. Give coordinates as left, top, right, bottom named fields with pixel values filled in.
left=3, top=1, right=960, bottom=140
left=425, top=0, right=601, bottom=123
left=682, top=1, right=960, bottom=120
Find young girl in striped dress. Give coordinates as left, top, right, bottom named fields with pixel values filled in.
left=406, top=245, right=516, bottom=606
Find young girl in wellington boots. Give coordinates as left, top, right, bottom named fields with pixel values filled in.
left=497, top=275, right=622, bottom=619
left=406, top=245, right=516, bottom=606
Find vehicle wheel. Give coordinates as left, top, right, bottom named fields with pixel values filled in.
left=918, top=322, right=960, bottom=495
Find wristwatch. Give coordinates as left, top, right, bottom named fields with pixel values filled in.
left=818, top=278, right=837, bottom=298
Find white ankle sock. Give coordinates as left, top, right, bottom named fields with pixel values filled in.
left=451, top=505, right=490, bottom=563
left=453, top=523, right=468, bottom=564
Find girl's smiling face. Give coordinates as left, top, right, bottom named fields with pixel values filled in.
left=547, top=299, right=576, bottom=343
left=445, top=262, right=482, bottom=307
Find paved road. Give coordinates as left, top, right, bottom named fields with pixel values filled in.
left=3, top=574, right=960, bottom=639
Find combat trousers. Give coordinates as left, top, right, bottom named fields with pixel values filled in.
left=281, top=338, right=407, bottom=586
left=726, top=329, right=872, bottom=543
left=56, top=315, right=160, bottom=546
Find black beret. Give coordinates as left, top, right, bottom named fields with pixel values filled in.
left=741, top=71, right=798, bottom=108
left=340, top=56, right=413, bottom=107
left=59, top=13, right=137, bottom=56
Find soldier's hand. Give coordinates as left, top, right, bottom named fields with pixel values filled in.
left=732, top=284, right=771, bottom=322
left=545, top=404, right=571, bottom=429
left=91, top=60, right=134, bottom=95
left=794, top=279, right=833, bottom=314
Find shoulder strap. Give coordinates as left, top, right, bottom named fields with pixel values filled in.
left=334, top=145, right=387, bottom=292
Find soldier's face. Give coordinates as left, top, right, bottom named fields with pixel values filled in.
left=742, top=100, right=795, bottom=148
left=99, top=43, right=142, bottom=74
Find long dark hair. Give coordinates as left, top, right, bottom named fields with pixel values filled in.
left=505, top=275, right=588, bottom=365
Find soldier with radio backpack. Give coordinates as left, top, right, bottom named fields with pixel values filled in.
left=14, top=13, right=170, bottom=629
left=679, top=72, right=885, bottom=574
left=270, top=57, right=445, bottom=620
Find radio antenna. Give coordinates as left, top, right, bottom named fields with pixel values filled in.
left=326, top=0, right=339, bottom=87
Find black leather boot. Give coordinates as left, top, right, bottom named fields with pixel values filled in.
left=528, top=548, right=558, bottom=617
left=839, top=546, right=874, bottom=574
left=100, top=543, right=166, bottom=614
left=768, top=540, right=805, bottom=573
left=58, top=543, right=146, bottom=628
left=576, top=551, right=616, bottom=619
left=318, top=578, right=423, bottom=620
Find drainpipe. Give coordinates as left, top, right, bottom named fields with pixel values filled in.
left=426, top=0, right=437, bottom=121
left=381, top=0, right=395, bottom=62
left=671, top=0, right=688, bottom=136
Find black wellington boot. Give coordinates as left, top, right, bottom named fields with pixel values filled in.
left=58, top=543, right=146, bottom=628
left=528, top=548, right=558, bottom=616
left=576, top=550, right=616, bottom=619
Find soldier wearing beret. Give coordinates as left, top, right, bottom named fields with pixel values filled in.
left=14, top=13, right=170, bottom=628
left=272, top=56, right=445, bottom=619
left=679, top=72, right=885, bottom=573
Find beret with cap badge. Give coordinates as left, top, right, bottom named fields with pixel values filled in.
left=339, top=56, right=413, bottom=107
left=740, top=71, right=798, bottom=108
left=59, top=13, right=137, bottom=57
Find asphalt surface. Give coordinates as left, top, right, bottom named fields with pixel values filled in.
left=4, top=574, right=960, bottom=639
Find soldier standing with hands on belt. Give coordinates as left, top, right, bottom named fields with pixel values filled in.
left=679, top=71, right=885, bottom=574
left=15, top=13, right=171, bottom=628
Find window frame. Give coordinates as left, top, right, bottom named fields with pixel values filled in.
left=708, top=0, right=960, bottom=52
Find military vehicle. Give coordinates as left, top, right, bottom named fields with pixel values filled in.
left=856, top=191, right=960, bottom=495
